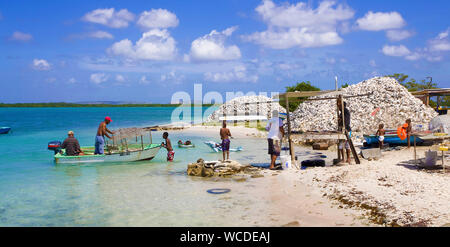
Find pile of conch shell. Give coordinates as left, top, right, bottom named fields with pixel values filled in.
left=291, top=76, right=438, bottom=134
left=206, top=95, right=286, bottom=122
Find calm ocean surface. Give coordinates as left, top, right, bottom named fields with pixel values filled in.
left=0, top=107, right=274, bottom=226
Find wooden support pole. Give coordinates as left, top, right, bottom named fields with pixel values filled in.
left=150, top=131, right=153, bottom=144
left=245, top=103, right=249, bottom=127
left=336, top=97, right=341, bottom=161
left=141, top=135, right=144, bottom=150
left=285, top=96, right=295, bottom=166
left=257, top=101, right=261, bottom=127
left=234, top=101, right=237, bottom=126
left=414, top=135, right=417, bottom=164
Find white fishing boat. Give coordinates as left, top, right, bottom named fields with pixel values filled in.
left=49, top=127, right=161, bottom=164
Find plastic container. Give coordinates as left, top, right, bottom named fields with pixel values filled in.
left=280, top=155, right=292, bottom=170
left=425, top=150, right=437, bottom=167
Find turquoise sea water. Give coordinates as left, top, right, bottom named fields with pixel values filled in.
left=0, top=107, right=276, bottom=226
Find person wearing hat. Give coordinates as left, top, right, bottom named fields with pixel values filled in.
left=266, top=110, right=285, bottom=170
left=61, top=131, right=83, bottom=156
left=95, top=116, right=114, bottom=155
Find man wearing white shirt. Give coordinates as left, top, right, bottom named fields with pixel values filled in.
left=266, top=110, right=285, bottom=170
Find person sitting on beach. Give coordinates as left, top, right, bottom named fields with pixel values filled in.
left=95, top=116, right=114, bottom=155
left=266, top=110, right=284, bottom=170
left=220, top=121, right=232, bottom=161
left=376, top=124, right=385, bottom=149
left=61, top=131, right=84, bottom=156
left=161, top=132, right=174, bottom=162
left=403, top=119, right=412, bottom=148
left=337, top=99, right=352, bottom=164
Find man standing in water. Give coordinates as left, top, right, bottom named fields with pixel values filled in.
left=266, top=110, right=284, bottom=170
left=220, top=120, right=232, bottom=161
left=161, top=132, right=174, bottom=162
left=95, top=116, right=114, bottom=155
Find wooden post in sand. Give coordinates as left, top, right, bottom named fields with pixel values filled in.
left=257, top=101, right=261, bottom=128
left=285, top=96, right=296, bottom=166
left=245, top=103, right=249, bottom=127
left=234, top=101, right=237, bottom=126
left=336, top=97, right=341, bottom=161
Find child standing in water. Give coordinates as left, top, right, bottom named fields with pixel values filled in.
left=376, top=124, right=385, bottom=149
left=161, top=132, right=174, bottom=162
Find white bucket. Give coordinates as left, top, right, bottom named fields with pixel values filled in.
left=280, top=155, right=291, bottom=170
left=425, top=150, right=437, bottom=167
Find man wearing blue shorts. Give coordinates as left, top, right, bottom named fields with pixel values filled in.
left=95, top=116, right=114, bottom=155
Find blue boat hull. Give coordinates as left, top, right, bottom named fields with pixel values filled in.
left=0, top=127, right=11, bottom=134
left=364, top=134, right=423, bottom=145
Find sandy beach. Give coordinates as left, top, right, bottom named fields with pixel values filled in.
left=173, top=124, right=450, bottom=227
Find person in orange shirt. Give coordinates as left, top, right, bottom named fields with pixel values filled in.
left=403, top=119, right=412, bottom=148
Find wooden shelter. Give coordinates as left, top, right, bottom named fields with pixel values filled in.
left=275, top=90, right=370, bottom=166
left=412, top=89, right=450, bottom=114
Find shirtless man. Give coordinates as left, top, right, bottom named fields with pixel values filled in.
left=95, top=116, right=114, bottom=155
left=220, top=121, right=232, bottom=161
left=161, top=132, right=174, bottom=162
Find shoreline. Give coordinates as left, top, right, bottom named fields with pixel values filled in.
left=172, top=124, right=449, bottom=226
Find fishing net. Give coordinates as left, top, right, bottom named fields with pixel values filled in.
left=105, top=127, right=154, bottom=152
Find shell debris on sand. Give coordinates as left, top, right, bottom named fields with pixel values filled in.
left=291, top=77, right=438, bottom=139
left=206, top=95, right=285, bottom=122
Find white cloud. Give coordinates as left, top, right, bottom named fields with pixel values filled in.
left=356, top=11, right=406, bottom=31
left=115, top=74, right=126, bottom=82
left=88, top=31, right=114, bottom=39
left=381, top=45, right=411, bottom=57
left=256, top=0, right=354, bottom=30
left=325, top=57, right=336, bottom=64
left=68, top=77, right=77, bottom=83
left=244, top=28, right=343, bottom=49
left=109, top=29, right=177, bottom=60
left=9, top=31, right=33, bottom=42
left=204, top=65, right=258, bottom=83
left=160, top=70, right=185, bottom=84
left=32, top=59, right=51, bottom=71
left=188, top=26, right=241, bottom=61
left=382, top=28, right=450, bottom=62
left=386, top=29, right=413, bottom=41
left=429, top=28, right=450, bottom=52
left=137, top=9, right=179, bottom=29
left=90, top=73, right=109, bottom=84
left=140, top=75, right=150, bottom=84
left=243, top=0, right=354, bottom=49
left=82, top=8, right=134, bottom=28
left=46, top=77, right=56, bottom=83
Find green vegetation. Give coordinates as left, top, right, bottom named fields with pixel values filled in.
left=281, top=81, right=321, bottom=112
left=385, top=73, right=437, bottom=92
left=341, top=83, right=350, bottom=89
left=385, top=73, right=448, bottom=108
left=0, top=102, right=215, bottom=107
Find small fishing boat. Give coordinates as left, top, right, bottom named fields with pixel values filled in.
left=178, top=143, right=195, bottom=148
left=52, top=144, right=161, bottom=164
left=204, top=141, right=243, bottom=153
left=48, top=127, right=161, bottom=164
left=0, top=127, right=11, bottom=134
left=363, top=129, right=424, bottom=145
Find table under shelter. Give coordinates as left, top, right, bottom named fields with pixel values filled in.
left=275, top=90, right=372, bottom=167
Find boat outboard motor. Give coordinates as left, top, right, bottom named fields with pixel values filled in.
left=48, top=141, right=62, bottom=154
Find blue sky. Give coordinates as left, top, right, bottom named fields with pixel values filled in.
left=0, top=0, right=449, bottom=103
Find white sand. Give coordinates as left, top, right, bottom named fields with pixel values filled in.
left=293, top=146, right=450, bottom=226
left=174, top=125, right=450, bottom=226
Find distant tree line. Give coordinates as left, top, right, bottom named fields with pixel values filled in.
left=0, top=103, right=215, bottom=107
